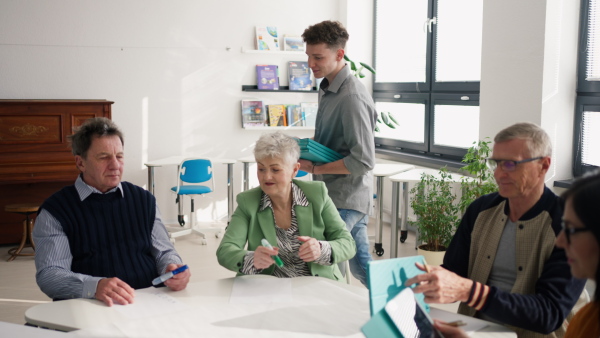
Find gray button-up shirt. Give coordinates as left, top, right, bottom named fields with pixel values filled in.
left=313, top=65, right=377, bottom=215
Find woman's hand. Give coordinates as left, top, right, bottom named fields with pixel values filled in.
left=254, top=245, right=279, bottom=269
left=298, top=236, right=321, bottom=262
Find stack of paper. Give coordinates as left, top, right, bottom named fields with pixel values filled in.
left=296, top=139, right=343, bottom=163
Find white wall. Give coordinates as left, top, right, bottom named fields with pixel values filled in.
left=0, top=0, right=370, bottom=224
left=0, top=0, right=580, bottom=225
left=479, top=0, right=580, bottom=185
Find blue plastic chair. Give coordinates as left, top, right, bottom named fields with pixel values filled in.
left=296, top=170, right=308, bottom=178
left=169, top=158, right=215, bottom=244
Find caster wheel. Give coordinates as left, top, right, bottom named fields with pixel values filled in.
left=215, top=232, right=222, bottom=238
left=169, top=238, right=176, bottom=245
left=200, top=238, right=208, bottom=245
left=374, top=243, right=384, bottom=257
left=400, top=230, right=408, bottom=243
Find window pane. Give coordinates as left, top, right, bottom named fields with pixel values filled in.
left=582, top=110, right=600, bottom=166
left=375, top=0, right=429, bottom=83
left=587, top=0, right=600, bottom=81
left=375, top=101, right=425, bottom=143
left=435, top=0, right=483, bottom=82
left=434, top=105, right=479, bottom=148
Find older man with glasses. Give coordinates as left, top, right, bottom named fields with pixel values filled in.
left=406, top=122, right=586, bottom=338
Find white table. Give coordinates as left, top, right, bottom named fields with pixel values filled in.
left=144, top=156, right=237, bottom=222
left=24, top=276, right=514, bottom=337
left=388, top=168, right=470, bottom=258
left=372, top=163, right=415, bottom=257
left=238, top=155, right=257, bottom=191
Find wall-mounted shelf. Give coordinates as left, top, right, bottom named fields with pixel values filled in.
left=242, top=85, right=317, bottom=93
left=244, top=126, right=315, bottom=131
left=241, top=47, right=305, bottom=55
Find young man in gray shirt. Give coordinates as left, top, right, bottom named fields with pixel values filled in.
left=299, top=20, right=378, bottom=287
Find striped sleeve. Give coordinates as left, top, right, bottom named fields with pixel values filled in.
left=466, top=281, right=491, bottom=311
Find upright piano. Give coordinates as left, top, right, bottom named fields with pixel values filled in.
left=0, top=100, right=113, bottom=244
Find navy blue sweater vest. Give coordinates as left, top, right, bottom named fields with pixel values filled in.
left=41, top=182, right=158, bottom=289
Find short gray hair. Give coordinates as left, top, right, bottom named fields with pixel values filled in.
left=253, top=132, right=300, bottom=166
left=494, top=122, right=552, bottom=157
left=68, top=117, right=124, bottom=158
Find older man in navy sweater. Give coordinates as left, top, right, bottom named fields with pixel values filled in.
left=33, top=117, right=190, bottom=306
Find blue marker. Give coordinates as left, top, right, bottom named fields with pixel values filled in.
left=152, top=264, right=188, bottom=285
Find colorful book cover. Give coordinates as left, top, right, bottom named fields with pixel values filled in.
left=286, top=105, right=304, bottom=127
left=283, top=36, right=305, bottom=51
left=267, top=104, right=286, bottom=126
left=288, top=61, right=313, bottom=91
left=255, top=25, right=279, bottom=51
left=241, top=100, right=266, bottom=127
left=256, top=65, right=279, bottom=90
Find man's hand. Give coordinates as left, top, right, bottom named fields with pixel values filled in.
left=298, top=236, right=321, bottom=262
left=298, top=159, right=314, bottom=174
left=404, top=262, right=473, bottom=304
left=96, top=277, right=135, bottom=307
left=163, top=263, right=191, bottom=291
left=254, top=245, right=279, bottom=269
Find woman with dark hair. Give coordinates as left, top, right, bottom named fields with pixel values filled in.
left=555, top=170, right=600, bottom=337
left=434, top=170, right=600, bottom=337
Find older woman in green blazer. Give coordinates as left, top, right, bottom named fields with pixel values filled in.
left=217, top=132, right=356, bottom=281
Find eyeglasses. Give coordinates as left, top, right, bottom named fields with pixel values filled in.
left=486, top=157, right=543, bottom=172
left=561, top=220, right=592, bottom=244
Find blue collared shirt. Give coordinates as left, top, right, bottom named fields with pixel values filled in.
left=33, top=176, right=182, bottom=300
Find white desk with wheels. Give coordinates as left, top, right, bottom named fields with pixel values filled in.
left=372, top=163, right=415, bottom=257
left=24, top=276, right=514, bottom=337
left=144, top=156, right=236, bottom=222
left=388, top=168, right=470, bottom=258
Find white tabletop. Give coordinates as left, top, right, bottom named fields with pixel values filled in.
left=389, top=168, right=470, bottom=183
left=373, top=163, right=415, bottom=177
left=238, top=155, right=256, bottom=164
left=145, top=156, right=236, bottom=167
left=24, top=276, right=513, bottom=337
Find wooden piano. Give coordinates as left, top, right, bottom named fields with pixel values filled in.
left=0, top=100, right=113, bottom=244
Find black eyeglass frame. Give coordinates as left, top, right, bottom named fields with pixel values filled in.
left=486, top=156, right=544, bottom=172
left=561, top=220, right=592, bottom=244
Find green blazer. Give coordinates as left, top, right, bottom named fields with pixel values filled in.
left=216, top=180, right=356, bottom=281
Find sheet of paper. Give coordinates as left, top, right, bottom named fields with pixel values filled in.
left=114, top=287, right=189, bottom=319
left=230, top=276, right=292, bottom=304
left=429, top=308, right=489, bottom=335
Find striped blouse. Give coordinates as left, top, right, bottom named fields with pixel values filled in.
left=241, top=183, right=333, bottom=277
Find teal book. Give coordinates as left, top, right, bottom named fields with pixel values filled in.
left=296, top=138, right=343, bottom=163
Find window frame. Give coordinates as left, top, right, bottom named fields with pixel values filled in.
left=574, top=0, right=600, bottom=176
left=372, top=0, right=482, bottom=162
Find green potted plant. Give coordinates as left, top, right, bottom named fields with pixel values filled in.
left=408, top=139, right=497, bottom=265
left=458, top=138, right=498, bottom=213
left=409, top=167, right=461, bottom=265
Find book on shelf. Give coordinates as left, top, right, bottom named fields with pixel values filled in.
left=267, top=104, right=287, bottom=126
left=256, top=65, right=279, bottom=90
left=300, top=102, right=318, bottom=127
left=286, top=104, right=304, bottom=127
left=288, top=61, right=313, bottom=91
left=283, top=36, right=305, bottom=52
left=296, top=138, right=343, bottom=163
left=241, top=99, right=266, bottom=128
left=255, top=25, right=279, bottom=51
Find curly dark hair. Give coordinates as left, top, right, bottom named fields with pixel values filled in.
left=302, top=20, right=349, bottom=50
left=68, top=117, right=124, bottom=159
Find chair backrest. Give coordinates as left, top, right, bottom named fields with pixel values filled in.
left=180, top=159, right=212, bottom=183
left=174, top=158, right=215, bottom=194
left=296, top=170, right=308, bottom=178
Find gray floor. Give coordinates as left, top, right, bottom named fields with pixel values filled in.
left=0, top=216, right=425, bottom=326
